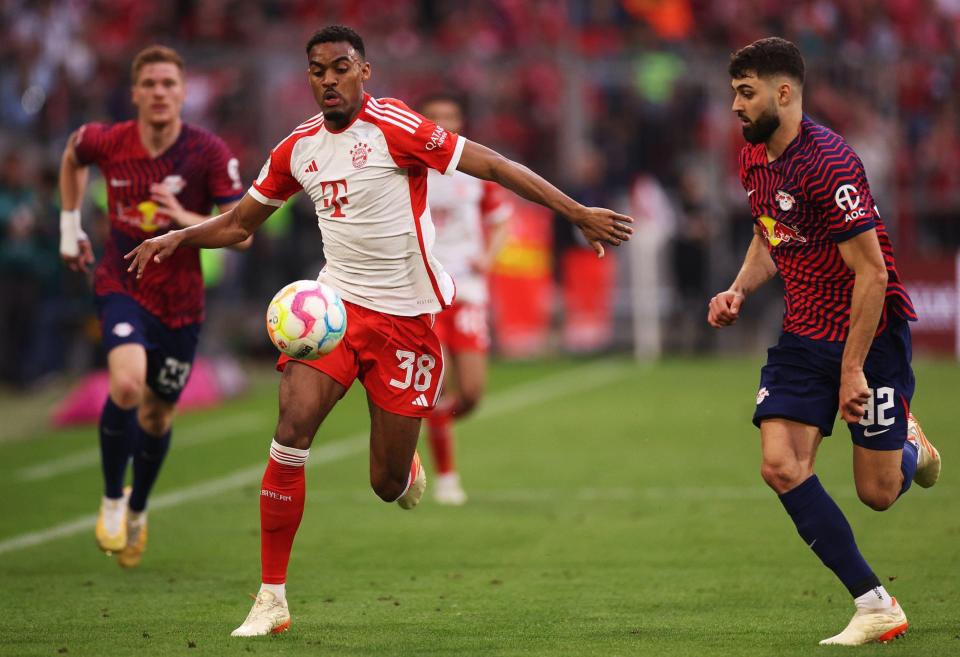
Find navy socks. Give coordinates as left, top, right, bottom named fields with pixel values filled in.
left=899, top=440, right=918, bottom=497
left=778, top=475, right=881, bottom=597
left=99, top=398, right=135, bottom=499
left=129, top=425, right=172, bottom=512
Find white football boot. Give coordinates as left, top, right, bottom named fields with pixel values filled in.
left=117, top=510, right=147, bottom=569
left=95, top=488, right=130, bottom=554
left=396, top=451, right=426, bottom=510
left=231, top=590, right=291, bottom=637
left=433, top=472, right=467, bottom=506
left=819, top=597, right=908, bottom=645
left=907, top=414, right=941, bottom=488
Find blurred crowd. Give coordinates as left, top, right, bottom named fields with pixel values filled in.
left=1, top=0, right=958, bottom=385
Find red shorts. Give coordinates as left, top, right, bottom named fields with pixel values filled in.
left=433, top=301, right=490, bottom=353
left=276, top=300, right=444, bottom=418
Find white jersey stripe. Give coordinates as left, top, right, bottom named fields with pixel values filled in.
left=292, top=117, right=325, bottom=135
left=276, top=116, right=324, bottom=146
left=444, top=136, right=466, bottom=176
left=365, top=107, right=417, bottom=135
left=368, top=98, right=422, bottom=125
left=295, top=113, right=324, bottom=130
left=371, top=106, right=420, bottom=130
left=248, top=185, right=284, bottom=208
left=432, top=349, right=446, bottom=406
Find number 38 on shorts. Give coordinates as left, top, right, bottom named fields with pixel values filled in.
left=276, top=299, right=445, bottom=418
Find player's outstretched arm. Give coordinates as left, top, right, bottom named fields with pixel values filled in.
left=456, top=140, right=633, bottom=257
left=836, top=228, right=888, bottom=423
left=707, top=230, right=777, bottom=328
left=149, top=186, right=252, bottom=251
left=125, top=193, right=274, bottom=279
left=58, top=131, right=95, bottom=273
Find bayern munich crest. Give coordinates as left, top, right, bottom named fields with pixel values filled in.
left=350, top=142, right=373, bottom=168
left=776, top=190, right=795, bottom=211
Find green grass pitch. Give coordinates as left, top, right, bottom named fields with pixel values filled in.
left=0, top=357, right=957, bottom=656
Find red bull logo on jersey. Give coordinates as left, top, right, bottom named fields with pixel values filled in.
left=759, top=215, right=806, bottom=247
left=114, top=200, right=170, bottom=233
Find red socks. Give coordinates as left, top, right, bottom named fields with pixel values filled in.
left=260, top=440, right=308, bottom=585
left=427, top=408, right=455, bottom=475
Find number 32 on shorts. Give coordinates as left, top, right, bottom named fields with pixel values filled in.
left=389, top=350, right=436, bottom=391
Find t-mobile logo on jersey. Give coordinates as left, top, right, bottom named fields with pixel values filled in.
left=320, top=179, right=349, bottom=218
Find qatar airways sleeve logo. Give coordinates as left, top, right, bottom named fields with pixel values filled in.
left=425, top=125, right=448, bottom=151
left=835, top=184, right=871, bottom=222
left=320, top=179, right=348, bottom=218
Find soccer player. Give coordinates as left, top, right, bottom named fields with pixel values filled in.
left=58, top=45, right=246, bottom=568
left=420, top=92, right=511, bottom=505
left=709, top=37, right=942, bottom=645
left=126, top=25, right=632, bottom=636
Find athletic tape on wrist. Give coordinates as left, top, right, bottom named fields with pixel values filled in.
left=59, top=209, right=89, bottom=257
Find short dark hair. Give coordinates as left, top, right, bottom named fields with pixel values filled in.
left=729, top=37, right=804, bottom=84
left=419, top=91, right=467, bottom=115
left=306, top=25, right=365, bottom=59
left=131, top=45, right=184, bottom=83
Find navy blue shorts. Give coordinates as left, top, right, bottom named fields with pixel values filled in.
left=96, top=294, right=201, bottom=403
left=753, top=318, right=915, bottom=450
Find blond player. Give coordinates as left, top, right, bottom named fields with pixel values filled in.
left=126, top=26, right=632, bottom=636
left=421, top=93, right=511, bottom=505
left=58, top=45, right=246, bottom=568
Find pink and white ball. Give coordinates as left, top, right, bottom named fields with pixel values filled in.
left=266, top=280, right=347, bottom=360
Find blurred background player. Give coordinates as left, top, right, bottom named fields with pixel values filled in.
left=58, top=45, right=247, bottom=568
left=126, top=25, right=632, bottom=637
left=708, top=37, right=941, bottom=645
left=421, top=92, right=511, bottom=505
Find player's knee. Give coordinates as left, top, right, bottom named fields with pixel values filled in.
left=138, top=405, right=172, bottom=436
left=273, top=421, right=313, bottom=452
left=856, top=484, right=898, bottom=511
left=760, top=460, right=809, bottom=494
left=370, top=467, right=407, bottom=503
left=110, top=376, right=143, bottom=409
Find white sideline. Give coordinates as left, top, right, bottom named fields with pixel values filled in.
left=0, top=361, right=631, bottom=556
left=18, top=411, right=267, bottom=482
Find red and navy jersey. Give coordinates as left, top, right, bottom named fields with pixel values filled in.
left=74, top=121, right=244, bottom=327
left=738, top=116, right=916, bottom=341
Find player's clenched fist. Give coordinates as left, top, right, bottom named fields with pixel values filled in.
left=839, top=369, right=871, bottom=424
left=124, top=230, right=185, bottom=279
left=707, top=289, right=745, bottom=328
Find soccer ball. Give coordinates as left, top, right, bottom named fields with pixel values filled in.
left=266, top=280, right=347, bottom=360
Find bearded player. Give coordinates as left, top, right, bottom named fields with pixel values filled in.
left=58, top=45, right=246, bottom=569
left=126, top=26, right=632, bottom=636
left=420, top=93, right=511, bottom=505
left=709, top=37, right=941, bottom=645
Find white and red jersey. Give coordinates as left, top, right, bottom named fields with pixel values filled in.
left=249, top=93, right=465, bottom=316
left=427, top=171, right=509, bottom=304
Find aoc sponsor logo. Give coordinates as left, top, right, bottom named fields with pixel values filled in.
left=834, top=184, right=871, bottom=222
